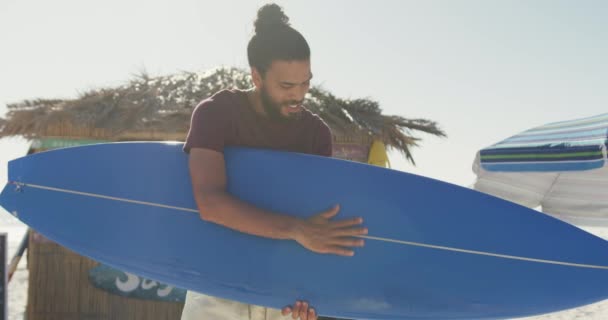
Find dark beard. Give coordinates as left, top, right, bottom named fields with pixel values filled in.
left=259, top=87, right=301, bottom=122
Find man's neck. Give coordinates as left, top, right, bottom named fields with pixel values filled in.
left=246, top=88, right=267, bottom=117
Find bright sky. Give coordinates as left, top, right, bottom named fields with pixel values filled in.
left=1, top=0, right=606, bottom=190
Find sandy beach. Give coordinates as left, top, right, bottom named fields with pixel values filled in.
left=2, top=213, right=28, bottom=320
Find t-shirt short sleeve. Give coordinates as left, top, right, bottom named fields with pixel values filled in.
left=183, top=99, right=230, bottom=154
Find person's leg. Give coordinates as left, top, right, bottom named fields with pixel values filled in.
left=180, top=291, right=251, bottom=320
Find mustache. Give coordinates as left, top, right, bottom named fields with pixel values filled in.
left=284, top=100, right=304, bottom=106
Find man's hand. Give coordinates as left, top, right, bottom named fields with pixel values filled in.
left=293, top=204, right=367, bottom=256
left=282, top=300, right=317, bottom=320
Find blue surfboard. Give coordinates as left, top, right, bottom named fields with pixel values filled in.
left=2, top=142, right=608, bottom=319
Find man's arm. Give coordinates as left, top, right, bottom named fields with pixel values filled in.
left=189, top=148, right=367, bottom=256
left=189, top=147, right=300, bottom=239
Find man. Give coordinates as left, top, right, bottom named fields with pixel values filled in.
left=181, top=3, right=366, bottom=320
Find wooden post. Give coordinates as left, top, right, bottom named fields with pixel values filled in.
left=7, top=231, right=28, bottom=282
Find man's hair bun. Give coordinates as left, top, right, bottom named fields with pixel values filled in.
left=254, top=3, right=290, bottom=34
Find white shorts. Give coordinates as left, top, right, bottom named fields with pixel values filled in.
left=180, top=290, right=288, bottom=320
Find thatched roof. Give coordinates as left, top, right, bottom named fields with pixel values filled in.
left=0, top=67, right=445, bottom=164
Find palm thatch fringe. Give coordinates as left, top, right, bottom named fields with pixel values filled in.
left=0, top=67, right=445, bottom=164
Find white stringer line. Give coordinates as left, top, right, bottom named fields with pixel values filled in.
left=12, top=182, right=199, bottom=213
left=11, top=181, right=608, bottom=270
left=360, top=235, right=608, bottom=270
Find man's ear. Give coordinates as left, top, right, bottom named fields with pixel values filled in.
left=251, top=67, right=263, bottom=89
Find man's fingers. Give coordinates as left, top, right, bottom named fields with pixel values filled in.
left=330, top=237, right=365, bottom=248
left=319, top=204, right=340, bottom=219
left=301, top=302, right=309, bottom=320
left=329, top=217, right=363, bottom=228
left=332, top=227, right=368, bottom=237
left=284, top=301, right=316, bottom=320
left=326, top=245, right=355, bottom=257
left=309, top=308, right=317, bottom=320
left=292, top=301, right=302, bottom=319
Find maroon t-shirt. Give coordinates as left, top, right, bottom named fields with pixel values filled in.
left=183, top=89, right=332, bottom=156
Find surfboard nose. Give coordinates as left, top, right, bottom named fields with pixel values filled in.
left=0, top=183, right=19, bottom=218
